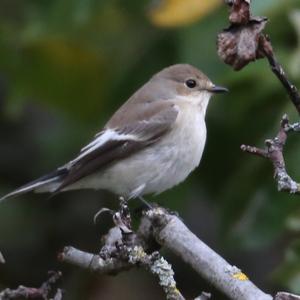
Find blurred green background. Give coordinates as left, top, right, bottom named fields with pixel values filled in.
left=1, top=0, right=300, bottom=299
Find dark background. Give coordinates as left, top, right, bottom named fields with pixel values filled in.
left=1, top=0, right=300, bottom=299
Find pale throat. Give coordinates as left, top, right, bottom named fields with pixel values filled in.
left=176, top=91, right=212, bottom=115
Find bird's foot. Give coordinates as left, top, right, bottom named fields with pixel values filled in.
left=98, top=197, right=136, bottom=258
left=93, top=197, right=131, bottom=227
left=93, top=198, right=132, bottom=232
left=113, top=197, right=133, bottom=234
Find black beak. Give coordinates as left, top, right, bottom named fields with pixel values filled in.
left=209, top=85, right=229, bottom=94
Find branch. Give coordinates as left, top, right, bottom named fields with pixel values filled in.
left=60, top=245, right=187, bottom=300
left=0, top=271, right=62, bottom=300
left=144, top=207, right=272, bottom=300
left=275, top=292, right=300, bottom=300
left=241, top=115, right=300, bottom=194
left=58, top=246, right=130, bottom=274
left=59, top=201, right=274, bottom=300
left=59, top=200, right=188, bottom=300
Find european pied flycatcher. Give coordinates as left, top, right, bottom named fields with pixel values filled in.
left=0, top=64, right=227, bottom=202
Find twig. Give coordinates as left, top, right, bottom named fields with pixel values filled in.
left=59, top=246, right=130, bottom=274
left=259, top=36, right=300, bottom=115
left=241, top=115, right=300, bottom=194
left=128, top=247, right=184, bottom=300
left=0, top=271, right=62, bottom=300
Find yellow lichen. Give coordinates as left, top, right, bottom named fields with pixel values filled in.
left=232, top=272, right=249, bottom=281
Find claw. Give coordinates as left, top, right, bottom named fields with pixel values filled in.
left=93, top=208, right=114, bottom=224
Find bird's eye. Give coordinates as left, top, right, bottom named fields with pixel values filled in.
left=185, top=79, right=197, bottom=88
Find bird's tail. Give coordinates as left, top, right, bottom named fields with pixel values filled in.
left=0, top=168, right=68, bottom=203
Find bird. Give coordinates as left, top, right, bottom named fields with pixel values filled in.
left=0, top=64, right=228, bottom=203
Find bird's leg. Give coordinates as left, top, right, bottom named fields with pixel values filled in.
left=93, top=196, right=132, bottom=228
left=112, top=196, right=138, bottom=249
left=98, top=197, right=133, bottom=259
left=114, top=196, right=132, bottom=233
left=138, top=196, right=153, bottom=209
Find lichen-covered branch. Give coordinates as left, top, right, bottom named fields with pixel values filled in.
left=0, top=271, right=62, bottom=300
left=241, top=115, right=300, bottom=194
left=60, top=201, right=275, bottom=300
left=59, top=246, right=131, bottom=274
left=144, top=207, right=272, bottom=300
left=60, top=246, right=184, bottom=300
left=59, top=200, right=187, bottom=300
left=2, top=205, right=300, bottom=300
left=127, top=246, right=184, bottom=300
left=60, top=201, right=185, bottom=300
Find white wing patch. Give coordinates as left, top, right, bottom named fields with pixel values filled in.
left=69, top=129, right=140, bottom=165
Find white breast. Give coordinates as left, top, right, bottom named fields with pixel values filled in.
left=145, top=99, right=207, bottom=195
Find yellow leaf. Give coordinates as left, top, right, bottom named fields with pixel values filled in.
left=149, top=0, right=221, bottom=28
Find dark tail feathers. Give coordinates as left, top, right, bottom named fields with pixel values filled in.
left=0, top=168, right=68, bottom=202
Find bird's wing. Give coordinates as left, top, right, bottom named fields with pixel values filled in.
left=55, top=100, right=178, bottom=192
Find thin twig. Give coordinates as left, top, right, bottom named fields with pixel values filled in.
left=259, top=36, right=300, bottom=115
left=241, top=115, right=300, bottom=194
left=0, top=271, right=62, bottom=300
